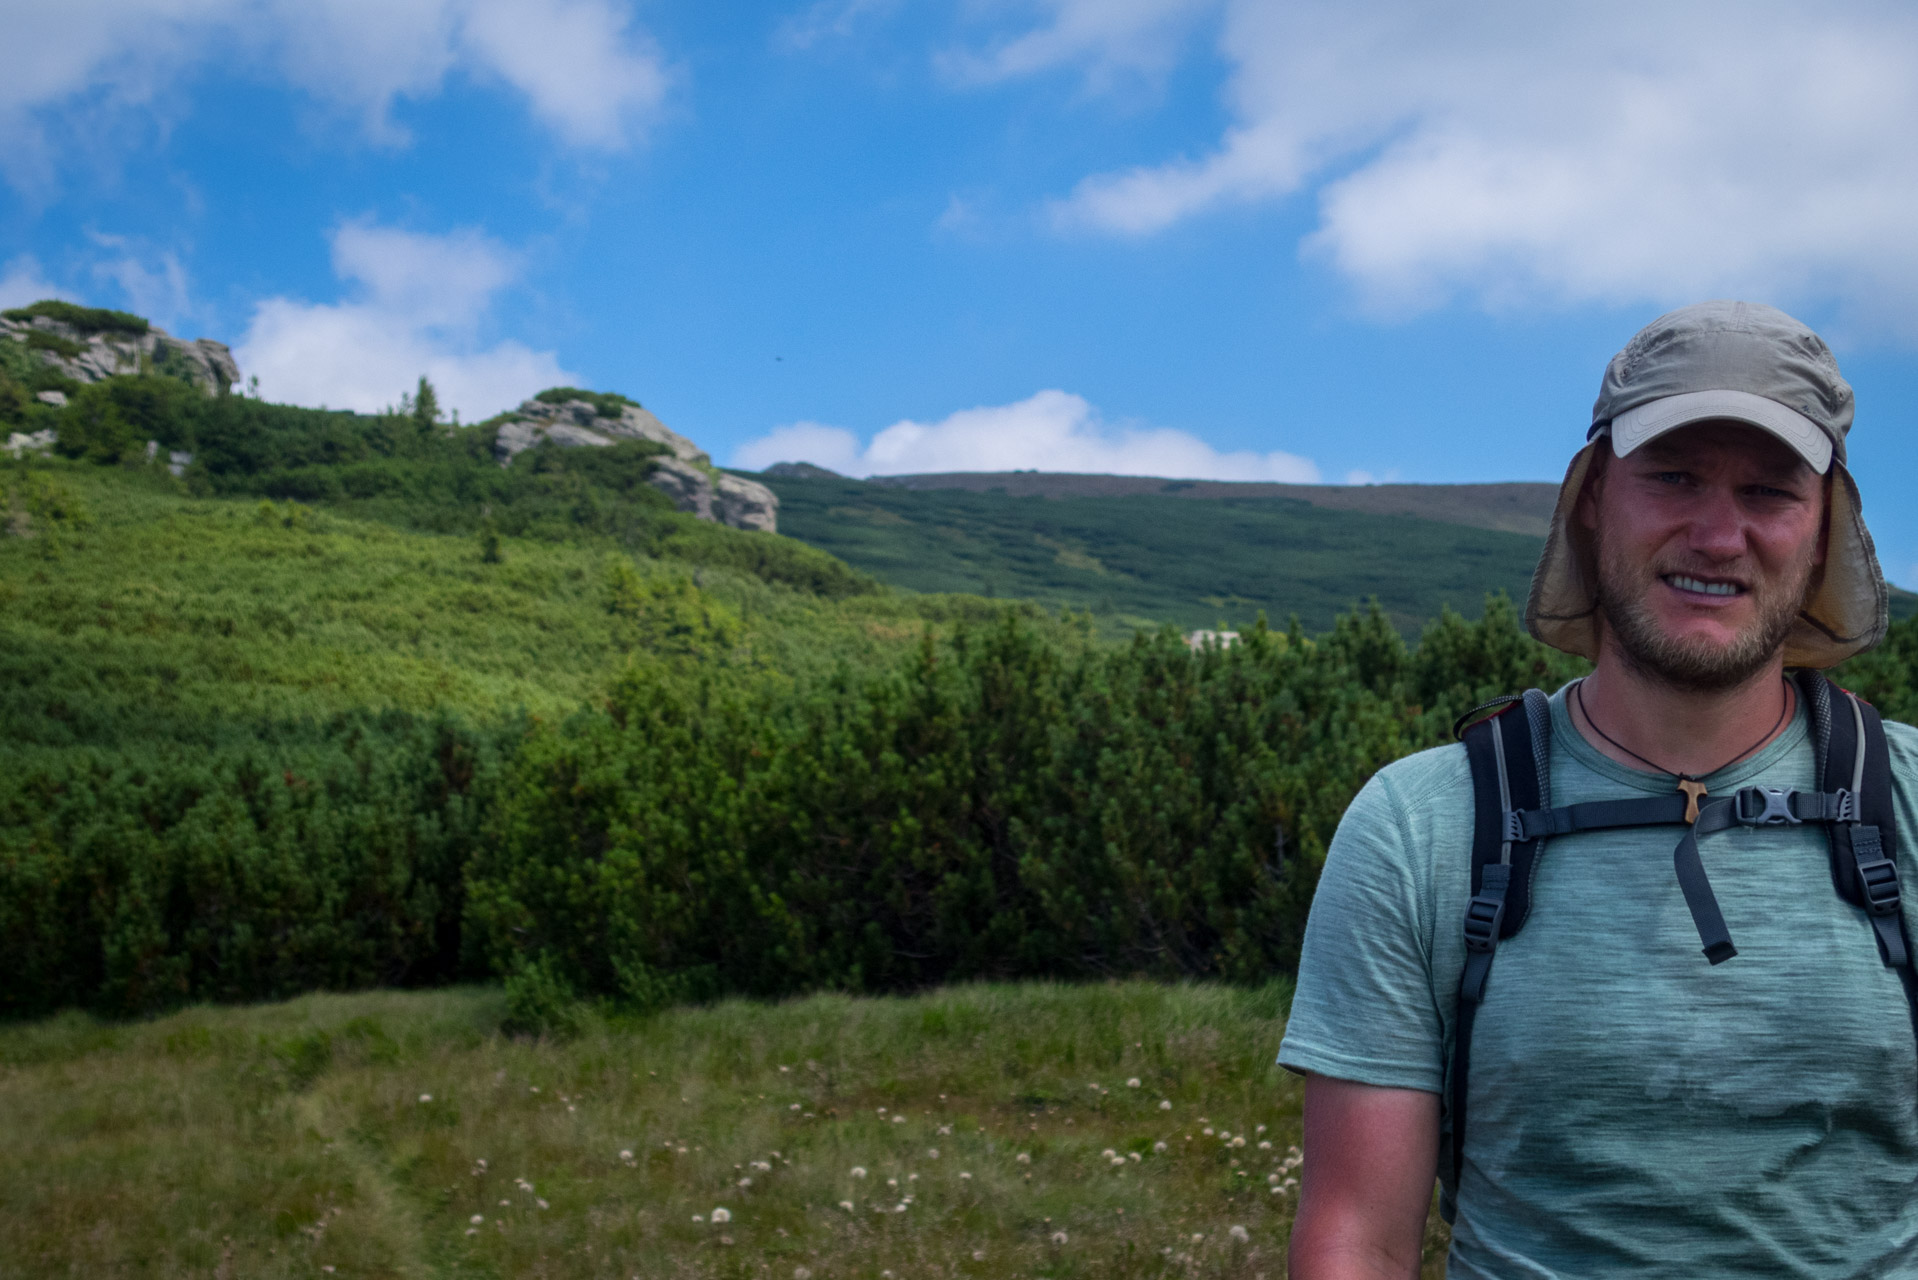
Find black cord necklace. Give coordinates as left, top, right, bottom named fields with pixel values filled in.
left=1573, top=676, right=1792, bottom=821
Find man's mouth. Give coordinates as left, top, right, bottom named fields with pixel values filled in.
left=1662, top=573, right=1745, bottom=598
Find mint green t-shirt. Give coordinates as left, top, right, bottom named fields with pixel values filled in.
left=1278, top=686, right=1918, bottom=1278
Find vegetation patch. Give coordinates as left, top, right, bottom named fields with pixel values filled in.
left=533, top=385, right=642, bottom=417
left=23, top=330, right=84, bottom=360
left=2, top=299, right=149, bottom=337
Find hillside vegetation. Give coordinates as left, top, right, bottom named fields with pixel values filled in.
left=763, top=472, right=1547, bottom=635
left=9, top=343, right=1918, bottom=1028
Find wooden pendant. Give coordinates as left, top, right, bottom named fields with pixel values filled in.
left=1677, top=778, right=1708, bottom=825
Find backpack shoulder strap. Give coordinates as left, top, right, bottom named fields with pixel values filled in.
left=1448, top=688, right=1551, bottom=1194
left=1809, top=672, right=1915, bottom=981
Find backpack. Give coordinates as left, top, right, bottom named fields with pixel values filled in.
left=1446, top=669, right=1918, bottom=1195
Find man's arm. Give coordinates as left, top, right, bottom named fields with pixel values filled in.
left=1287, top=1073, right=1439, bottom=1280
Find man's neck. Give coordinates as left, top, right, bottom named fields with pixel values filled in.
left=1572, top=645, right=1794, bottom=779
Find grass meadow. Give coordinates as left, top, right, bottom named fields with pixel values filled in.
left=0, top=981, right=1449, bottom=1279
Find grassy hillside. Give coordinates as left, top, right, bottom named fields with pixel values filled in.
left=762, top=471, right=1546, bottom=635
left=0, top=461, right=1038, bottom=754
left=865, top=470, right=1562, bottom=537
left=0, top=980, right=1451, bottom=1279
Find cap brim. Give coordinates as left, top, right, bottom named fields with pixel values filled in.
left=1609, top=388, right=1833, bottom=474
left=1526, top=441, right=1887, bottom=668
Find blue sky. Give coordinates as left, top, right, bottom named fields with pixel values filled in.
left=8, top=1, right=1918, bottom=582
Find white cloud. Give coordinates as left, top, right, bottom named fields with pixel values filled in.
left=938, top=0, right=1215, bottom=89
left=0, top=256, right=68, bottom=310
left=0, top=0, right=669, bottom=181
left=234, top=220, right=577, bottom=420
left=732, top=389, right=1320, bottom=482
left=982, top=1, right=1918, bottom=334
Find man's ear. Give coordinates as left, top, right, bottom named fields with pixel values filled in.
left=1576, top=442, right=1610, bottom=534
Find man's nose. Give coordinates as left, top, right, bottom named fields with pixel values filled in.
left=1686, top=484, right=1748, bottom=559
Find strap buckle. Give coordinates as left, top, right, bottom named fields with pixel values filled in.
left=1463, top=894, right=1506, bottom=953
left=1833, top=789, right=1861, bottom=823
left=1734, top=786, right=1801, bottom=826
left=1501, top=810, right=1526, bottom=842
left=1858, top=857, right=1902, bottom=916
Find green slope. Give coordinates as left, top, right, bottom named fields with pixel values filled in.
left=761, top=473, right=1547, bottom=634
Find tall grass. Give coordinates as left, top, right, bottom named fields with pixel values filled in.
left=0, top=982, right=1449, bottom=1278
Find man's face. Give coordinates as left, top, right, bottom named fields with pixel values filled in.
left=1578, top=420, right=1828, bottom=690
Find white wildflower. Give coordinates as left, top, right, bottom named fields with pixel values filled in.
left=711, top=1207, right=732, bottom=1223
left=537, top=1199, right=549, bottom=1210
left=499, top=1198, right=509, bottom=1206
left=418, top=1093, right=432, bottom=1103
left=1129, top=1151, right=1141, bottom=1163
left=1127, top=1077, right=1141, bottom=1088
left=937, top=1124, right=952, bottom=1135
left=1015, top=1153, right=1031, bottom=1164
left=1231, top=1136, right=1246, bottom=1148
left=1192, top=1233, right=1204, bottom=1242
left=470, top=1214, right=484, bottom=1225
left=1101, top=1148, right=1117, bottom=1159
left=891, top=1114, right=905, bottom=1124
left=887, top=1178, right=898, bottom=1189
left=927, top=1148, right=940, bottom=1158
left=1268, top=1172, right=1280, bottom=1184
left=618, top=1149, right=633, bottom=1161
left=838, top=1200, right=854, bottom=1212
left=692, top=1214, right=703, bottom=1223
left=1110, top=1156, right=1126, bottom=1167
left=1258, top=1140, right=1272, bottom=1150
left=1203, top=1127, right=1215, bottom=1136
left=1230, top=1225, right=1250, bottom=1243
left=1159, top=1100, right=1173, bottom=1110
left=1051, top=1230, right=1069, bottom=1245
left=1256, top=1124, right=1267, bottom=1134
left=894, top=1202, right=908, bottom=1212
left=1153, top=1141, right=1168, bottom=1153
left=794, top=1268, right=812, bottom=1280
left=959, top=1171, right=972, bottom=1180
left=850, top=1166, right=867, bottom=1179
left=972, top=1250, right=987, bottom=1261
left=790, top=1103, right=801, bottom=1111
left=738, top=1177, right=752, bottom=1188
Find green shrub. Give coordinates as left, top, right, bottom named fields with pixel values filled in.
left=24, top=331, right=83, bottom=360
left=532, top=386, right=641, bottom=417
left=0, top=712, right=504, bottom=1017
left=463, top=601, right=1582, bottom=1007
left=3, top=300, right=149, bottom=337
left=55, top=383, right=141, bottom=464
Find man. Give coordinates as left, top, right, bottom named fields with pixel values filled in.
left=1280, top=300, right=1918, bottom=1278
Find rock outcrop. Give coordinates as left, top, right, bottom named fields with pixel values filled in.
left=0, top=312, right=240, bottom=395
left=489, top=396, right=779, bottom=533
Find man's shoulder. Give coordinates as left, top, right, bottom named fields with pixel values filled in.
left=1368, top=738, right=1473, bottom=809
left=1341, top=739, right=1474, bottom=847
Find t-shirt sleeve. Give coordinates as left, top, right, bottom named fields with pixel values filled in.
left=1277, top=765, right=1445, bottom=1093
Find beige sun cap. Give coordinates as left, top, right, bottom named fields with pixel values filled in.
left=1526, top=299, right=1889, bottom=668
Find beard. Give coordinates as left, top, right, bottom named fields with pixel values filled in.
left=1593, top=534, right=1817, bottom=692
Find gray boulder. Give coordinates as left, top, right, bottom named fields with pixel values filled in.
left=493, top=397, right=710, bottom=466
left=488, top=396, right=778, bottom=533
left=715, top=472, right=778, bottom=532
left=0, top=314, right=239, bottom=395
